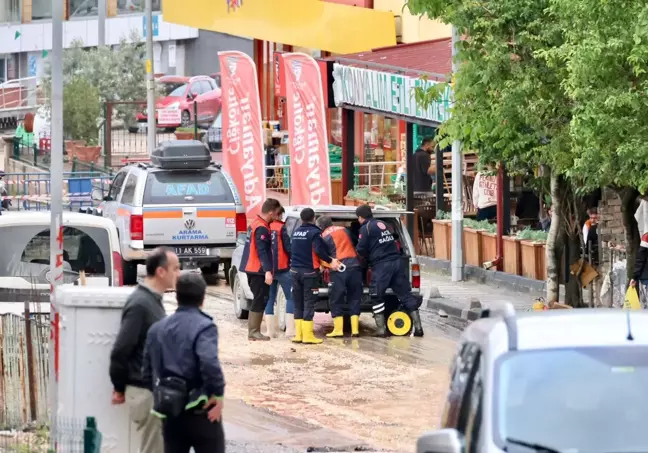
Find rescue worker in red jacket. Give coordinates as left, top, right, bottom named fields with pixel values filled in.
left=316, top=215, right=363, bottom=337
left=240, top=198, right=283, bottom=341
left=289, top=208, right=341, bottom=345
left=264, top=207, right=295, bottom=338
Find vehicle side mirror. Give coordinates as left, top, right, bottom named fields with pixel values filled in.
left=91, top=188, right=104, bottom=202
left=236, top=233, right=247, bottom=246
left=417, top=429, right=464, bottom=453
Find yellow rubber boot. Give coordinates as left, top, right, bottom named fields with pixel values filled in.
left=291, top=319, right=303, bottom=343
left=350, top=315, right=360, bottom=337
left=326, top=316, right=344, bottom=338
left=302, top=320, right=323, bottom=344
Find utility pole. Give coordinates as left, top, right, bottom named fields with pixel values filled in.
left=145, top=0, right=156, bottom=153
left=451, top=25, right=464, bottom=282
left=49, top=0, right=64, bottom=433
left=98, top=0, right=106, bottom=46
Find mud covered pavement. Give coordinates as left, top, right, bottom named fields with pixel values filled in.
left=164, top=283, right=461, bottom=453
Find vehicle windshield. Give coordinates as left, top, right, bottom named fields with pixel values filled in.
left=165, top=83, right=188, bottom=97
left=0, top=225, right=112, bottom=287
left=144, top=170, right=235, bottom=204
left=496, top=346, right=648, bottom=453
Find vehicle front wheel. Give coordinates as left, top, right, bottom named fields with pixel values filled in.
left=181, top=110, right=191, bottom=127
left=233, top=274, right=250, bottom=320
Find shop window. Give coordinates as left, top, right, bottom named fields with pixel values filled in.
left=117, top=0, right=161, bottom=14
left=0, top=0, right=20, bottom=23
left=70, top=0, right=98, bottom=17
left=329, top=108, right=342, bottom=146
left=32, top=0, right=51, bottom=20
left=361, top=113, right=400, bottom=187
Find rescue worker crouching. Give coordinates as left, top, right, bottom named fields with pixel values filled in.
left=355, top=205, right=424, bottom=337
left=240, top=198, right=282, bottom=341
left=265, top=206, right=295, bottom=338
left=290, top=208, right=341, bottom=344
left=316, top=215, right=363, bottom=338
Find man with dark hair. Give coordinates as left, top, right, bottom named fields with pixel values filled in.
left=265, top=206, right=294, bottom=338
left=356, top=205, right=424, bottom=337
left=290, top=208, right=340, bottom=344
left=413, top=136, right=436, bottom=197
left=240, top=197, right=282, bottom=341
left=143, top=273, right=225, bottom=453
left=317, top=215, right=363, bottom=337
left=110, top=247, right=180, bottom=453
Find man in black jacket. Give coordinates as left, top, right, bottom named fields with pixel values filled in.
left=109, top=247, right=180, bottom=453
left=143, top=272, right=226, bottom=453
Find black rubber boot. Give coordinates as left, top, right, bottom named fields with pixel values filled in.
left=410, top=310, right=424, bottom=337
left=374, top=312, right=388, bottom=337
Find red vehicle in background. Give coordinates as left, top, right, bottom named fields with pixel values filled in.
left=133, top=75, right=221, bottom=131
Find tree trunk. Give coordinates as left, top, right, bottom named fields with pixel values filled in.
left=618, top=187, right=640, bottom=283
left=546, top=172, right=564, bottom=303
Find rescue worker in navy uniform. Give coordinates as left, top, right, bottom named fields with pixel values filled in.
left=316, top=215, right=363, bottom=338
left=355, top=205, right=424, bottom=337
left=290, top=208, right=341, bottom=344
left=239, top=198, right=282, bottom=341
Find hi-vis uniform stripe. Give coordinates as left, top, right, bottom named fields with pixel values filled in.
left=142, top=207, right=236, bottom=219
left=373, top=302, right=385, bottom=314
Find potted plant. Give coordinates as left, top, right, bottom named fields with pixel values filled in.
left=432, top=211, right=452, bottom=260
left=345, top=187, right=370, bottom=206
left=476, top=222, right=498, bottom=265
left=63, top=76, right=102, bottom=163
left=462, top=219, right=484, bottom=267
left=518, top=228, right=548, bottom=281
left=175, top=127, right=205, bottom=140
left=503, top=235, right=522, bottom=276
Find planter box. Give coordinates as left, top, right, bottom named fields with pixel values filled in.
left=432, top=219, right=451, bottom=260
left=174, top=130, right=205, bottom=140
left=520, top=240, right=547, bottom=281
left=69, top=145, right=101, bottom=163
left=463, top=228, right=484, bottom=267
left=481, top=232, right=498, bottom=264
left=503, top=236, right=522, bottom=276
left=343, top=196, right=356, bottom=207
left=331, top=179, right=343, bottom=205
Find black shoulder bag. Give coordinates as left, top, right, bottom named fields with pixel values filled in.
left=152, top=327, right=188, bottom=418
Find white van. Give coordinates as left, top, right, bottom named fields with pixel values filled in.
left=0, top=212, right=122, bottom=315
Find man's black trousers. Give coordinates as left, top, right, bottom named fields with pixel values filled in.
left=291, top=268, right=319, bottom=321
left=246, top=273, right=269, bottom=313
left=163, top=410, right=225, bottom=453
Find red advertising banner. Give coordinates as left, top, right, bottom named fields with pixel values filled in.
left=282, top=52, right=332, bottom=206
left=218, top=50, right=266, bottom=219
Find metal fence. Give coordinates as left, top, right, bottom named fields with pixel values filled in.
left=0, top=416, right=103, bottom=453
left=0, top=313, right=49, bottom=430
left=1, top=171, right=111, bottom=212
left=104, top=100, right=202, bottom=169
left=12, top=139, right=115, bottom=176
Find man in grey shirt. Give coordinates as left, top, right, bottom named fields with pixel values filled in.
left=109, top=247, right=180, bottom=453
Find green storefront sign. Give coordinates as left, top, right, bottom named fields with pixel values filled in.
left=332, top=63, right=452, bottom=124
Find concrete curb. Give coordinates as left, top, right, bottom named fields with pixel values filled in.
left=426, top=296, right=482, bottom=322
left=418, top=256, right=547, bottom=294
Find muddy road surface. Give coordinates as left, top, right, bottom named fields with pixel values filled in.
left=162, top=281, right=460, bottom=453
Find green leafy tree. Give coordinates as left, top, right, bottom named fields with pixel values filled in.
left=63, top=76, right=101, bottom=145
left=41, top=30, right=147, bottom=125
left=545, top=0, right=648, bottom=275
left=407, top=0, right=592, bottom=305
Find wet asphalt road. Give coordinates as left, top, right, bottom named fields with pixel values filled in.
left=162, top=278, right=462, bottom=453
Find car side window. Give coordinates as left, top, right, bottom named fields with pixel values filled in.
left=190, top=82, right=203, bottom=96
left=285, top=217, right=299, bottom=236
left=108, top=172, right=126, bottom=201
left=199, top=80, right=213, bottom=93
left=442, top=342, right=481, bottom=432
left=120, top=174, right=138, bottom=205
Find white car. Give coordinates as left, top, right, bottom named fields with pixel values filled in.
left=229, top=205, right=423, bottom=335
left=0, top=212, right=122, bottom=315
left=417, top=305, right=648, bottom=453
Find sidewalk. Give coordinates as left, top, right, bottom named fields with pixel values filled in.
left=418, top=257, right=544, bottom=321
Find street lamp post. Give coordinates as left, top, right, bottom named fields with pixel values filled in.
left=145, top=0, right=156, bottom=153
left=49, top=0, right=64, bottom=432
left=98, top=0, right=106, bottom=46
left=451, top=25, right=464, bottom=282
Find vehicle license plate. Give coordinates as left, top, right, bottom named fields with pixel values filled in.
left=174, top=246, right=207, bottom=256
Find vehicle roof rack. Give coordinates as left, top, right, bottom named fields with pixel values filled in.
left=150, top=140, right=211, bottom=170
left=480, top=302, right=518, bottom=351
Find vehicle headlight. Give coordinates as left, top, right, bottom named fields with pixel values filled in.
left=166, top=102, right=181, bottom=110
